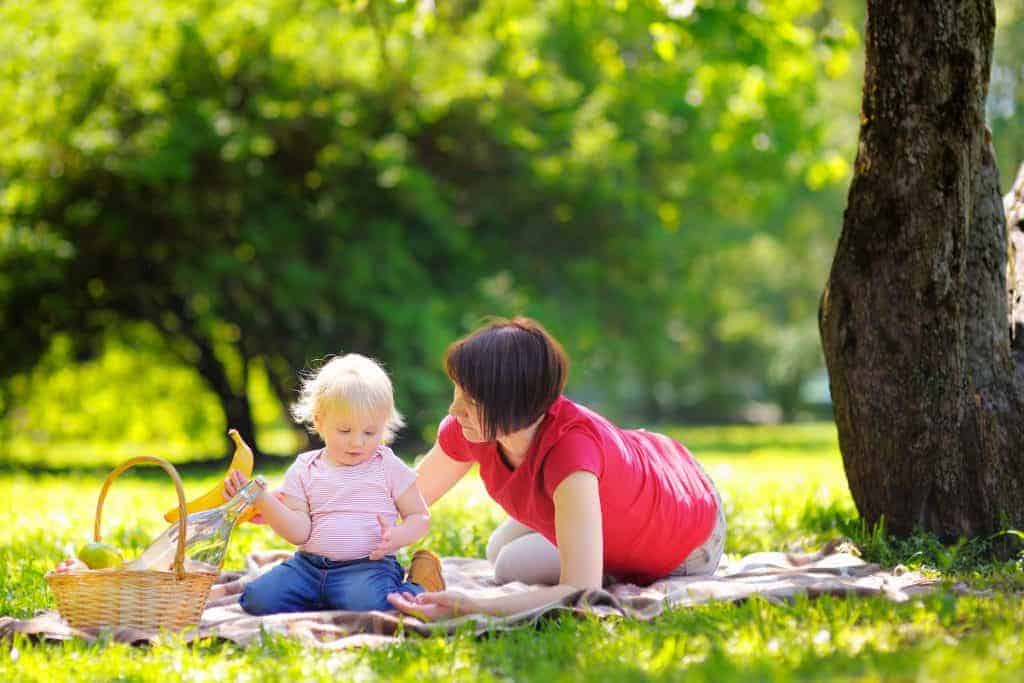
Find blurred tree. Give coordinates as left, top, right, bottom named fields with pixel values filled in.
left=990, top=0, right=1023, bottom=186
left=820, top=0, right=1024, bottom=539
left=1, top=0, right=856, bottom=451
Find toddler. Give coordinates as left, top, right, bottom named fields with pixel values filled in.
left=226, top=353, right=443, bottom=614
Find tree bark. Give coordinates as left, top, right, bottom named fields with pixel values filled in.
left=200, top=350, right=256, bottom=457
left=157, top=295, right=257, bottom=457
left=819, top=0, right=1024, bottom=538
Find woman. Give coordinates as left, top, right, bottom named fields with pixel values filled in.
left=387, top=317, right=726, bottom=620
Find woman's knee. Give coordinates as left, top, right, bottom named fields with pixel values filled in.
left=492, top=534, right=561, bottom=585
left=486, top=518, right=535, bottom=565
left=485, top=530, right=506, bottom=565
left=492, top=548, right=525, bottom=584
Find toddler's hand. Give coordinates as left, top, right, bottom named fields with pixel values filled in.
left=224, top=470, right=280, bottom=524
left=223, top=469, right=248, bottom=498
left=247, top=490, right=285, bottom=524
left=53, top=557, right=88, bottom=573
left=369, top=514, right=400, bottom=560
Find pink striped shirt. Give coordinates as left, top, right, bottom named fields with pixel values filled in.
left=278, top=446, right=418, bottom=561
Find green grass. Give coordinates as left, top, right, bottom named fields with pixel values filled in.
left=2, top=422, right=1023, bottom=682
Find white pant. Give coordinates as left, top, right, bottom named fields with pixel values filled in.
left=486, top=489, right=727, bottom=585
left=486, top=517, right=562, bottom=585
left=667, top=489, right=727, bottom=577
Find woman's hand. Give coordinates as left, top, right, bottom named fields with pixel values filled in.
left=386, top=589, right=477, bottom=621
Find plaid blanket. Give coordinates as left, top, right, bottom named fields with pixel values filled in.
left=1, top=541, right=939, bottom=649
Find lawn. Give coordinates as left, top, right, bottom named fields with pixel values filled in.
left=2, top=423, right=1023, bottom=682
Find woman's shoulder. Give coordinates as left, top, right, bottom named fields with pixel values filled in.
left=535, top=403, right=606, bottom=493
left=540, top=396, right=610, bottom=442
left=437, top=414, right=460, bottom=439
left=546, top=395, right=608, bottom=422
left=437, top=414, right=479, bottom=461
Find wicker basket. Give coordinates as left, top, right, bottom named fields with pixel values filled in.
left=46, top=455, right=218, bottom=632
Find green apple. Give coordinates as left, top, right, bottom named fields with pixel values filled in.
left=77, top=541, right=124, bottom=569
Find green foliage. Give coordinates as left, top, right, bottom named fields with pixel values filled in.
left=5, top=331, right=222, bottom=447
left=0, top=0, right=864, bottom=449
left=992, top=0, right=1024, bottom=187
left=3, top=423, right=1024, bottom=681
left=1, top=325, right=298, bottom=462
left=1, top=0, right=1021, bottom=450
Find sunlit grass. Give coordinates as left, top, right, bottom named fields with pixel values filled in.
left=2, top=423, right=1023, bottom=682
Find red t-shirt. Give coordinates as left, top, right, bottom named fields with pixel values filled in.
left=438, top=395, right=718, bottom=584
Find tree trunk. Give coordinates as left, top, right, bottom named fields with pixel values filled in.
left=819, top=0, right=1024, bottom=538
left=195, top=345, right=256, bottom=457
left=156, top=296, right=258, bottom=457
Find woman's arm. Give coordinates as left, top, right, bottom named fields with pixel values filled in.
left=388, top=471, right=603, bottom=618
left=369, top=483, right=431, bottom=560
left=415, top=441, right=473, bottom=506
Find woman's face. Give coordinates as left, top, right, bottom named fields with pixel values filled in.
left=448, top=385, right=488, bottom=443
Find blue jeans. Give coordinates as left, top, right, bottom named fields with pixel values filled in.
left=240, top=551, right=424, bottom=615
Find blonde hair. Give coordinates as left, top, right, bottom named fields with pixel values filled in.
left=290, top=354, right=405, bottom=443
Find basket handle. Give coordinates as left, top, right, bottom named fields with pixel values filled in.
left=95, top=455, right=190, bottom=579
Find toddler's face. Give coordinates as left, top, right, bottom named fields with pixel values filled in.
left=315, top=405, right=389, bottom=466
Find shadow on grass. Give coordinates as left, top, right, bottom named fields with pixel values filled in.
left=438, top=599, right=1003, bottom=683
left=795, top=498, right=1024, bottom=576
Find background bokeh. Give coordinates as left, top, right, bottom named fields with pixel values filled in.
left=1, top=0, right=1021, bottom=464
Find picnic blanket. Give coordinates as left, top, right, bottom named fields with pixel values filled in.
left=2, top=540, right=940, bottom=649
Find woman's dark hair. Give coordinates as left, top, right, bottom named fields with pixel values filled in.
left=444, top=317, right=569, bottom=440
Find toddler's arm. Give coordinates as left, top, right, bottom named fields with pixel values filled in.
left=254, top=490, right=312, bottom=545
left=226, top=469, right=312, bottom=545
left=368, top=483, right=431, bottom=560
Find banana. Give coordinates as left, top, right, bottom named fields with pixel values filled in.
left=163, top=428, right=258, bottom=524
